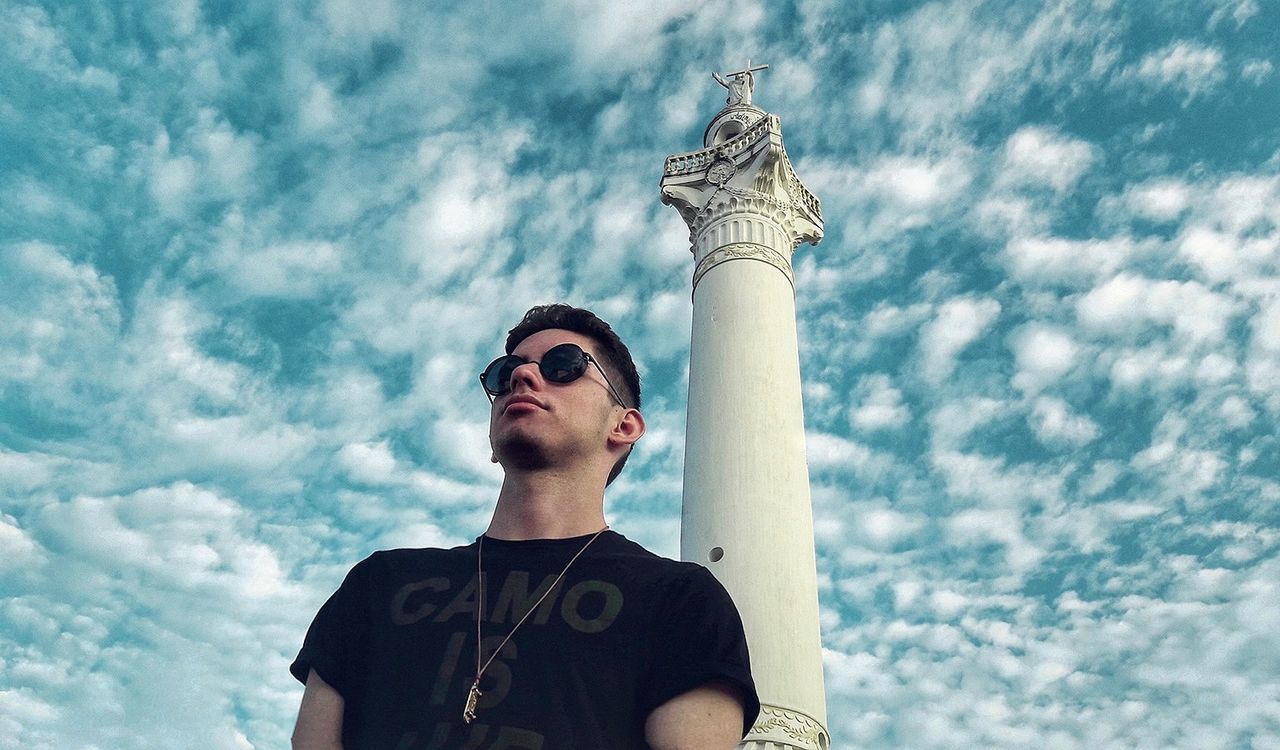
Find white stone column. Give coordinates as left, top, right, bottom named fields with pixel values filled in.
left=661, top=94, right=829, bottom=750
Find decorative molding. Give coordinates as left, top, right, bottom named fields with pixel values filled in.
left=692, top=241, right=793, bottom=289
left=663, top=114, right=773, bottom=177
left=781, top=149, right=821, bottom=222
left=690, top=189, right=793, bottom=239
left=745, top=703, right=831, bottom=750
left=683, top=189, right=819, bottom=259
left=663, top=114, right=820, bottom=227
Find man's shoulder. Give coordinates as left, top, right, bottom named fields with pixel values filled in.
left=345, top=540, right=477, bottom=580
left=597, top=532, right=718, bottom=584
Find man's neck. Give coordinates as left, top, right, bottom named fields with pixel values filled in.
left=485, top=469, right=608, bottom=541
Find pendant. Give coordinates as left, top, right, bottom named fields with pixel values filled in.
left=463, top=680, right=482, bottom=724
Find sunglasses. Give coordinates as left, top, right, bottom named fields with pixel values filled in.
left=479, top=342, right=629, bottom=408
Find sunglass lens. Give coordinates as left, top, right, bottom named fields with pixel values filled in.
left=482, top=355, right=522, bottom=395
left=540, top=344, right=588, bottom=383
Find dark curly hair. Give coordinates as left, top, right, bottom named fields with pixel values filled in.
left=505, top=304, right=642, bottom=485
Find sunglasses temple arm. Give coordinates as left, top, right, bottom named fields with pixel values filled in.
left=589, top=358, right=629, bottom=409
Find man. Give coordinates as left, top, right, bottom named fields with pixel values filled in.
left=291, top=304, right=759, bottom=749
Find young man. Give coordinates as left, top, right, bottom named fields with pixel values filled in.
left=291, top=304, right=759, bottom=749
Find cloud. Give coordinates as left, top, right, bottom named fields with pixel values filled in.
left=1208, top=0, right=1261, bottom=30
left=854, top=0, right=1120, bottom=142
left=145, top=109, right=259, bottom=217
left=0, top=514, right=43, bottom=571
left=850, top=374, right=910, bottom=431
left=0, top=242, right=122, bottom=428
left=863, top=155, right=973, bottom=211
left=217, top=235, right=345, bottom=299
left=1131, top=414, right=1228, bottom=503
left=336, top=440, right=398, bottom=485
left=919, top=297, right=1001, bottom=384
left=1240, top=58, right=1273, bottom=84
left=932, top=450, right=1062, bottom=517
left=854, top=502, right=927, bottom=550
left=998, top=126, right=1099, bottom=192
left=400, top=132, right=530, bottom=286
left=1028, top=396, right=1099, bottom=447
left=928, top=396, right=1011, bottom=450
left=0, top=5, right=118, bottom=91
left=1011, top=324, right=1080, bottom=392
left=1245, top=297, right=1280, bottom=413
left=806, top=431, right=877, bottom=476
left=559, top=0, right=697, bottom=74
left=1076, top=274, right=1238, bottom=346
left=801, top=151, right=974, bottom=262
left=1132, top=41, right=1226, bottom=100
left=321, top=0, right=400, bottom=40
left=1120, top=178, right=1191, bottom=222
left=3, top=483, right=308, bottom=747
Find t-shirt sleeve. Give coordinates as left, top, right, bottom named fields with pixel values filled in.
left=289, top=555, right=376, bottom=698
left=641, top=564, right=761, bottom=737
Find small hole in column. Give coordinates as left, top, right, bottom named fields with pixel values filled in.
left=709, top=546, right=724, bottom=563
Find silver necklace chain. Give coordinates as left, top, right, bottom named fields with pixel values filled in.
left=463, top=526, right=610, bottom=724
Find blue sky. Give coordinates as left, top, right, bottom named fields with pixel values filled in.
left=2, top=0, right=1279, bottom=747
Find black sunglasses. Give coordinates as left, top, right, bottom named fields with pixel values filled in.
left=479, top=342, right=629, bottom=408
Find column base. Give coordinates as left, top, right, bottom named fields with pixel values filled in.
left=742, top=703, right=830, bottom=750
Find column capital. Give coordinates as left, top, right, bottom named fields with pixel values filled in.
left=660, top=113, right=823, bottom=250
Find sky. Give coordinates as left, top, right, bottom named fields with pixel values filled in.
left=2, top=0, right=1279, bottom=747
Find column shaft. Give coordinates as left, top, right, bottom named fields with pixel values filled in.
left=683, top=254, right=828, bottom=750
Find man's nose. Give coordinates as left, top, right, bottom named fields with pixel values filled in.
left=509, top=361, right=541, bottom=390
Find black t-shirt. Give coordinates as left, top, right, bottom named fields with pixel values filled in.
left=291, top=531, right=759, bottom=749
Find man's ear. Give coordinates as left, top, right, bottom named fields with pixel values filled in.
left=609, top=408, right=646, bottom=449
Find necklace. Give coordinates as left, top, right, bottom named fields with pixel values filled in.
left=463, top=526, right=609, bottom=724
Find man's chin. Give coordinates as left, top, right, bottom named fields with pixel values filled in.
left=492, top=435, right=554, bottom=472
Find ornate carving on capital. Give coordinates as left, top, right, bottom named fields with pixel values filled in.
left=663, top=114, right=773, bottom=177
left=692, top=242, right=793, bottom=289
left=691, top=188, right=792, bottom=237
left=660, top=82, right=824, bottom=281
left=745, top=703, right=831, bottom=750
left=689, top=188, right=816, bottom=252
left=781, top=150, right=822, bottom=224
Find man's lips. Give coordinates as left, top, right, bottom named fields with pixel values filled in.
left=501, top=394, right=546, bottom=414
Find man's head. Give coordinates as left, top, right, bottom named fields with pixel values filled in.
left=491, top=304, right=643, bottom=485
left=505, top=305, right=641, bottom=411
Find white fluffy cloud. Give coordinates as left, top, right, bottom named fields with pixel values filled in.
left=919, top=297, right=1002, bottom=384
left=222, top=239, right=344, bottom=299
left=850, top=374, right=911, bottom=431
left=1121, top=178, right=1191, bottom=222
left=0, top=515, right=43, bottom=571
left=1003, top=235, right=1139, bottom=285
left=1240, top=58, right=1273, bottom=84
left=1134, top=41, right=1226, bottom=99
left=999, top=126, right=1099, bottom=192
left=3, top=483, right=308, bottom=748
left=337, top=440, right=399, bottom=485
left=1076, top=274, right=1238, bottom=346
left=1245, top=298, right=1280, bottom=412
left=1028, top=396, right=1099, bottom=446
left=1011, top=324, right=1080, bottom=392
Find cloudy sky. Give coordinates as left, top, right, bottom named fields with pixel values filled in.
left=3, top=0, right=1279, bottom=747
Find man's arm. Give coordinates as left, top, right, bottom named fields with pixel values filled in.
left=292, top=668, right=344, bottom=750
left=644, top=680, right=746, bottom=750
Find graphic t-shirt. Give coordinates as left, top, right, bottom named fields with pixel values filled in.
left=291, top=531, right=759, bottom=749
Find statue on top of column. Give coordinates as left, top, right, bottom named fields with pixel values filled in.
left=713, top=60, right=768, bottom=107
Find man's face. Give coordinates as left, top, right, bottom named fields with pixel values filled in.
left=487, top=328, right=622, bottom=474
